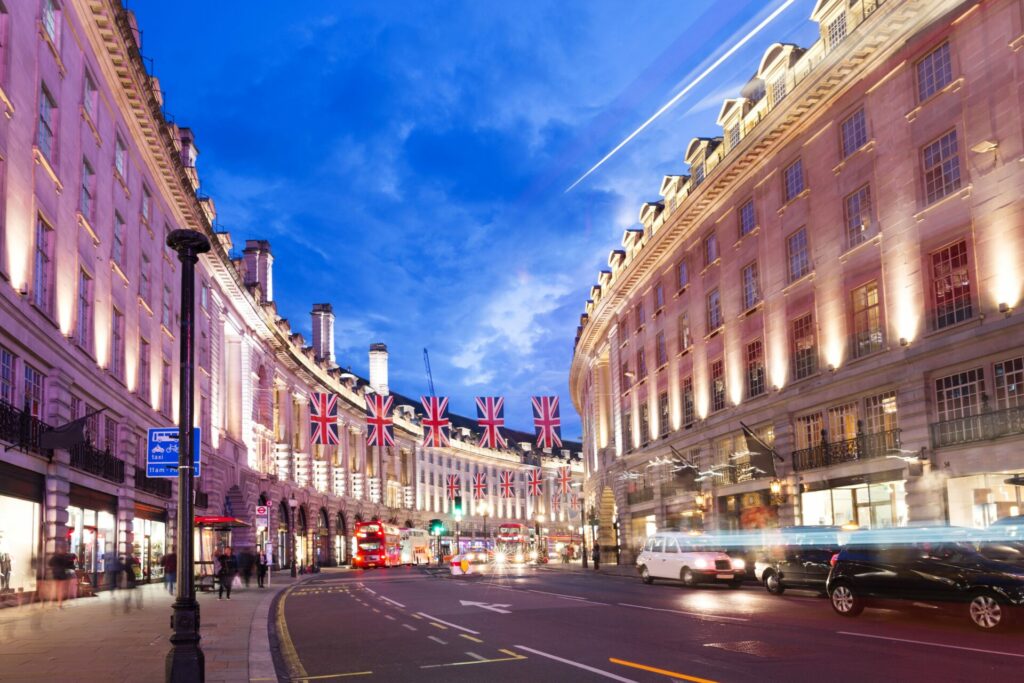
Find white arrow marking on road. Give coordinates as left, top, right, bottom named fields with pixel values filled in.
left=459, top=600, right=512, bottom=614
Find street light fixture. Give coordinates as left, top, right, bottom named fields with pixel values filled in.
left=288, top=496, right=298, bottom=577
left=769, top=479, right=785, bottom=506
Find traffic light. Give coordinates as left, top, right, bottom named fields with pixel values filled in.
left=429, top=519, right=445, bottom=536
left=453, top=495, right=463, bottom=521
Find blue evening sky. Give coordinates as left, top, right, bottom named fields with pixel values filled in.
left=132, top=1, right=821, bottom=439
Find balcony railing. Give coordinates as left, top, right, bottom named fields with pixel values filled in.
left=70, top=443, right=125, bottom=484
left=659, top=481, right=695, bottom=498
left=792, top=428, right=900, bottom=472
left=0, top=399, right=52, bottom=456
left=930, top=405, right=1024, bottom=449
left=627, top=488, right=655, bottom=505
left=134, top=466, right=172, bottom=498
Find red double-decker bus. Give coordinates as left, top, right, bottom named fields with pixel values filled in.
left=353, top=521, right=401, bottom=568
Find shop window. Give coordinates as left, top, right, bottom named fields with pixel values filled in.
left=746, top=339, right=765, bottom=398
left=930, top=239, right=972, bottom=329
left=710, top=359, right=726, bottom=413
left=922, top=130, right=961, bottom=205
left=844, top=184, right=873, bottom=249
left=994, top=356, right=1024, bottom=409
left=917, top=42, right=952, bottom=102
left=851, top=280, right=883, bottom=358
left=0, top=494, right=42, bottom=593
left=801, top=480, right=907, bottom=528
left=946, top=474, right=1022, bottom=528
left=791, top=313, right=818, bottom=380
left=681, top=376, right=695, bottom=428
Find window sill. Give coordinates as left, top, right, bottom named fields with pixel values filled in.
left=782, top=270, right=815, bottom=295
left=677, top=346, right=692, bottom=358
left=734, top=226, right=760, bottom=248
left=138, top=296, right=153, bottom=316
left=115, top=170, right=130, bottom=197
left=38, top=21, right=67, bottom=77
left=921, top=314, right=980, bottom=342
left=789, top=370, right=822, bottom=387
left=161, top=324, right=175, bottom=340
left=832, top=139, right=876, bottom=175
left=704, top=326, right=724, bottom=341
left=81, top=105, right=102, bottom=146
left=656, top=363, right=668, bottom=374
left=652, top=307, right=664, bottom=319
left=111, top=260, right=129, bottom=286
left=0, top=84, right=14, bottom=119
left=913, top=184, right=971, bottom=222
left=675, top=284, right=690, bottom=298
left=738, top=301, right=763, bottom=319
left=77, top=211, right=100, bottom=244
left=700, top=258, right=721, bottom=276
left=839, top=231, right=881, bottom=262
left=905, top=77, right=964, bottom=122
left=778, top=188, right=810, bottom=215
left=635, top=324, right=646, bottom=335
left=33, top=147, right=63, bottom=194
left=140, top=215, right=153, bottom=240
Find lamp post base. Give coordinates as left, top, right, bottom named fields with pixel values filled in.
left=166, top=599, right=204, bottom=683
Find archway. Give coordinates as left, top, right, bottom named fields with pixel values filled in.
left=276, top=501, right=289, bottom=570
left=316, top=508, right=330, bottom=568
left=296, top=506, right=308, bottom=570
left=335, top=511, right=348, bottom=565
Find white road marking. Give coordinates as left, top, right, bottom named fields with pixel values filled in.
left=459, top=600, right=512, bottom=614
left=528, top=589, right=607, bottom=605
left=402, top=624, right=417, bottom=631
left=838, top=632, right=1024, bottom=659
left=363, top=587, right=376, bottom=595
left=514, top=645, right=638, bottom=682
left=428, top=635, right=448, bottom=645
left=416, top=612, right=480, bottom=635
left=466, top=652, right=486, bottom=661
left=384, top=614, right=396, bottom=621
left=617, top=603, right=747, bottom=622
left=379, top=595, right=405, bottom=608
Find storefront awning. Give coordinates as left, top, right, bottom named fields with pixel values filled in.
left=194, top=516, right=250, bottom=529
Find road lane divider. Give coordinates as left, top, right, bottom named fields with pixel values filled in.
left=459, top=634, right=484, bottom=643
left=837, top=632, right=1024, bottom=659
left=379, top=595, right=405, bottom=608
left=609, top=657, right=719, bottom=683
left=274, top=584, right=310, bottom=681
left=292, top=671, right=373, bottom=680
left=428, top=635, right=448, bottom=645
left=415, top=611, right=481, bottom=634
left=420, top=651, right=527, bottom=669
left=514, top=645, right=638, bottom=682
left=402, top=623, right=417, bottom=631
left=617, top=603, right=748, bottom=622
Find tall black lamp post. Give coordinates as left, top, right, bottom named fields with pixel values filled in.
left=165, top=229, right=210, bottom=683
left=289, top=497, right=298, bottom=577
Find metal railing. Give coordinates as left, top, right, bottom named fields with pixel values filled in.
left=0, top=399, right=52, bottom=456
left=134, top=466, right=172, bottom=498
left=792, top=428, right=900, bottom=472
left=930, top=405, right=1024, bottom=449
left=70, top=443, right=125, bottom=484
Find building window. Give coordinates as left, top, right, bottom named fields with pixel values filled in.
left=840, top=108, right=867, bottom=158
left=636, top=348, right=647, bottom=380
left=864, top=391, right=899, bottom=435
left=692, top=159, right=705, bottom=187
left=783, top=159, right=804, bottom=202
left=79, top=158, right=95, bottom=220
left=851, top=281, right=883, bottom=358
left=703, top=232, right=719, bottom=267
left=917, top=42, right=952, bottom=102
left=37, top=84, right=56, bottom=162
left=786, top=227, right=811, bottom=282
left=620, top=359, right=632, bottom=391
left=994, top=357, right=1024, bottom=409
left=710, top=359, right=726, bottom=412
left=42, top=0, right=59, bottom=45
left=677, top=313, right=692, bottom=353
left=111, top=308, right=125, bottom=381
left=738, top=199, right=755, bottom=237
left=770, top=73, right=787, bottom=107
left=82, top=69, right=97, bottom=120
left=827, top=12, right=847, bottom=50
left=922, top=130, right=961, bottom=205
left=112, top=212, right=126, bottom=268
left=76, top=269, right=92, bottom=352
left=140, top=254, right=151, bottom=304
left=658, top=392, right=670, bottom=437
left=655, top=331, right=667, bottom=367
left=844, top=185, right=872, bottom=249
left=104, top=416, right=117, bottom=455
left=161, top=360, right=172, bottom=417
left=706, top=288, right=723, bottom=332
left=681, top=376, right=695, bottom=428
left=935, top=368, right=985, bottom=423
left=0, top=345, right=13, bottom=405
left=622, top=411, right=632, bottom=450
left=639, top=403, right=650, bottom=445
left=794, top=412, right=823, bottom=449
left=141, top=186, right=152, bottom=224
left=931, top=239, right=972, bottom=329
left=114, top=136, right=127, bottom=180
left=746, top=339, right=765, bottom=398
left=728, top=123, right=741, bottom=149
left=677, top=259, right=689, bottom=290
left=162, top=285, right=173, bottom=329
left=200, top=281, right=210, bottom=310
left=791, top=313, right=818, bottom=380
left=741, top=261, right=760, bottom=311
left=33, top=216, right=54, bottom=315
left=138, top=337, right=150, bottom=401
left=634, top=300, right=645, bottom=331
left=827, top=402, right=859, bottom=441
left=23, top=364, right=44, bottom=418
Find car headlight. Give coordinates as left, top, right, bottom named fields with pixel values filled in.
left=694, top=558, right=708, bottom=569
left=731, top=558, right=746, bottom=571
left=494, top=552, right=507, bottom=564
left=529, top=551, right=538, bottom=561
left=514, top=553, right=524, bottom=563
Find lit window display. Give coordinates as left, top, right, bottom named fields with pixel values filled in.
left=947, top=473, right=1023, bottom=528
left=67, top=505, right=117, bottom=590
left=801, top=480, right=907, bottom=528
left=131, top=517, right=167, bottom=582
left=0, top=495, right=41, bottom=595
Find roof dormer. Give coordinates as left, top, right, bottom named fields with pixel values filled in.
left=717, top=98, right=751, bottom=151
left=757, top=43, right=805, bottom=108
left=811, top=0, right=849, bottom=52
left=684, top=137, right=721, bottom=188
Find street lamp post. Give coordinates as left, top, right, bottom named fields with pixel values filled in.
left=165, top=229, right=210, bottom=683
left=535, top=514, right=544, bottom=561
left=289, top=497, right=298, bottom=577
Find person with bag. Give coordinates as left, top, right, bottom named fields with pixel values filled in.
left=591, top=542, right=601, bottom=571
left=217, top=546, right=239, bottom=600
left=256, top=549, right=269, bottom=588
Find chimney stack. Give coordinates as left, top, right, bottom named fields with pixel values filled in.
left=311, top=303, right=336, bottom=365
left=243, top=240, right=273, bottom=303
left=368, top=343, right=389, bottom=395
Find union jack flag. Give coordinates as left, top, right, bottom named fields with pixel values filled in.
left=551, top=496, right=560, bottom=513
left=570, top=494, right=581, bottom=511
left=472, top=471, right=487, bottom=499
left=557, top=466, right=573, bottom=496
left=309, top=392, right=339, bottom=445
left=420, top=396, right=451, bottom=448
left=446, top=474, right=461, bottom=500
left=499, top=471, right=515, bottom=499
left=475, top=396, right=507, bottom=449
left=532, top=396, right=562, bottom=449
left=526, top=468, right=543, bottom=497
left=365, top=394, right=394, bottom=447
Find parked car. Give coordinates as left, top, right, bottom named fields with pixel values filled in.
left=757, top=526, right=845, bottom=595
left=988, top=515, right=1024, bottom=540
left=827, top=535, right=1024, bottom=631
left=636, top=532, right=745, bottom=588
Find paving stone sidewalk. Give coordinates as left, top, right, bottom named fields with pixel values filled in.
left=0, top=571, right=309, bottom=683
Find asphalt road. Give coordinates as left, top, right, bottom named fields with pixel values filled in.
left=269, top=565, right=1024, bottom=682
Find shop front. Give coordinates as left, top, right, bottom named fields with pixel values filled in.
left=947, top=472, right=1023, bottom=528
left=800, top=471, right=908, bottom=528
left=295, top=507, right=308, bottom=570
left=276, top=502, right=289, bottom=571
left=315, top=509, right=330, bottom=567
left=67, top=484, right=118, bottom=592
left=131, top=503, right=167, bottom=583
left=0, top=461, right=44, bottom=600
left=334, top=512, right=348, bottom=565
left=717, top=489, right=779, bottom=530
left=194, top=516, right=250, bottom=582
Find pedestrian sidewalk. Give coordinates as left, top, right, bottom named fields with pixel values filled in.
left=538, top=560, right=637, bottom=578
left=0, top=572, right=308, bottom=683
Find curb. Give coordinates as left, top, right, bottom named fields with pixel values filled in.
left=250, top=575, right=318, bottom=682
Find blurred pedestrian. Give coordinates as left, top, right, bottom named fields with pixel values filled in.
left=592, top=543, right=601, bottom=571
left=162, top=552, right=177, bottom=594
left=46, top=551, right=68, bottom=608
left=240, top=550, right=254, bottom=588
left=217, top=546, right=238, bottom=600
left=256, top=550, right=268, bottom=588
left=124, top=554, right=137, bottom=589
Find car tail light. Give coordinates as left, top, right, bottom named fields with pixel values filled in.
left=829, top=553, right=839, bottom=567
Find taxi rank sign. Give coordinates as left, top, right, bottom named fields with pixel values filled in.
left=147, top=427, right=202, bottom=478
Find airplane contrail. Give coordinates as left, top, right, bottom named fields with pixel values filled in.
left=565, top=0, right=797, bottom=193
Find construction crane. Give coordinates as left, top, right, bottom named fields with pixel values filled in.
left=423, top=348, right=436, bottom=397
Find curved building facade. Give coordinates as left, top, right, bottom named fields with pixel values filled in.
left=571, top=0, right=1024, bottom=563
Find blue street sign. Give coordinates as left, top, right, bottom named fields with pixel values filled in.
left=147, top=427, right=202, bottom=478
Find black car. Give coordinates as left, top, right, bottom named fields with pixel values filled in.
left=756, top=526, right=844, bottom=595
left=827, top=539, right=1024, bottom=631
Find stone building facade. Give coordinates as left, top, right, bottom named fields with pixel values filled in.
left=570, top=0, right=1024, bottom=563
left=0, top=0, right=580, bottom=596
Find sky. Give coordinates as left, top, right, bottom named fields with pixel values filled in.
left=132, top=0, right=822, bottom=440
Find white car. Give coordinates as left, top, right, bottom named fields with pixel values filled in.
left=636, top=532, right=745, bottom=588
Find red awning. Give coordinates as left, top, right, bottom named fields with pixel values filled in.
left=194, top=516, right=250, bottom=528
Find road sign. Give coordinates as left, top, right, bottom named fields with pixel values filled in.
left=459, top=600, right=511, bottom=614
left=255, top=505, right=270, bottom=528
left=147, top=427, right=201, bottom=478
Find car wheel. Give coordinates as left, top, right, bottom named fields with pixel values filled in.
left=681, top=568, right=696, bottom=587
left=829, top=582, right=864, bottom=617
left=968, top=591, right=1010, bottom=631
left=764, top=571, right=785, bottom=595
left=640, top=565, right=653, bottom=584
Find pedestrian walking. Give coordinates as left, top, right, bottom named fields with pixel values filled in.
left=217, top=546, right=239, bottom=600
left=257, top=550, right=269, bottom=588
left=592, top=542, right=601, bottom=571
left=124, top=554, right=137, bottom=589
left=240, top=550, right=254, bottom=588
left=162, top=552, right=177, bottom=594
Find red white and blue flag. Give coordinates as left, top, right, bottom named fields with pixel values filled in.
left=499, top=471, right=515, bottom=499
left=551, top=496, right=560, bottom=514
left=475, top=396, right=507, bottom=449
left=309, top=392, right=339, bottom=445
left=532, top=396, right=562, bottom=449
left=420, top=396, right=451, bottom=448
left=557, top=466, right=573, bottom=496
left=570, top=494, right=581, bottom=511
left=472, top=471, right=487, bottom=499
left=365, top=394, right=395, bottom=447
left=526, top=468, right=543, bottom=497
left=446, top=474, right=461, bottom=500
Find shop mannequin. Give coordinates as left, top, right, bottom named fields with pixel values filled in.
left=0, top=531, right=11, bottom=592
